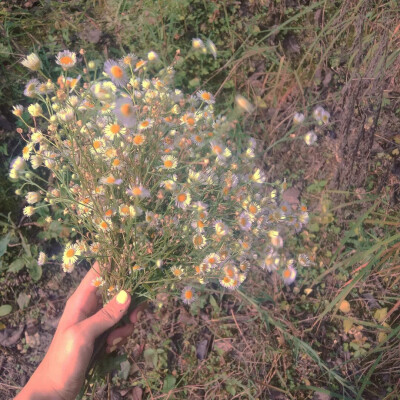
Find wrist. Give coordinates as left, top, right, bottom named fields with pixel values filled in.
left=14, top=363, right=65, bottom=400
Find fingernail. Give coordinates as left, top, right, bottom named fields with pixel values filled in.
left=136, top=311, right=143, bottom=322
left=112, top=337, right=122, bottom=346
left=116, top=290, right=128, bottom=304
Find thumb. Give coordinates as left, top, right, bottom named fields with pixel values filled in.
left=78, top=290, right=131, bottom=341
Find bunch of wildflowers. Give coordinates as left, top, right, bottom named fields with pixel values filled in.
left=11, top=49, right=309, bottom=302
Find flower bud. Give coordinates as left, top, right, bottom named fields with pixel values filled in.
left=28, top=103, right=43, bottom=117
left=26, top=191, right=40, bottom=204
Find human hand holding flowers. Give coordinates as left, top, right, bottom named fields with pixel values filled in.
left=15, top=262, right=143, bottom=400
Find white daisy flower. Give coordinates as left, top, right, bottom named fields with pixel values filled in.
left=282, top=265, right=297, bottom=285
left=175, top=191, right=191, bottom=209
left=181, top=286, right=196, bottom=304
left=304, top=131, right=317, bottom=146
left=56, top=50, right=77, bottom=69
left=63, top=243, right=81, bottom=265
left=293, top=112, right=305, bottom=124
left=238, top=212, right=252, bottom=231
left=104, top=59, right=129, bottom=87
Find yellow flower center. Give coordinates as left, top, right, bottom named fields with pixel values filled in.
left=249, top=205, right=257, bottom=214
left=226, top=268, right=235, bottom=278
left=100, top=221, right=108, bottom=229
left=110, top=65, right=124, bottom=79
left=106, top=176, right=115, bottom=184
left=132, top=187, right=142, bottom=196
left=164, top=160, right=173, bottom=168
left=113, top=159, right=121, bottom=166
left=141, top=120, right=149, bottom=128
left=184, top=290, right=193, bottom=299
left=105, top=209, right=113, bottom=217
left=121, top=206, right=129, bottom=214
left=60, top=56, right=73, bottom=65
left=133, top=135, right=144, bottom=145
left=283, top=269, right=291, bottom=278
left=193, top=235, right=203, bottom=246
left=201, top=92, right=211, bottom=101
left=110, top=124, right=120, bottom=134
left=187, top=117, right=195, bottom=126
left=120, top=103, right=132, bottom=116
left=93, top=141, right=101, bottom=149
left=213, top=145, right=222, bottom=154
left=66, top=248, right=75, bottom=258
left=177, top=193, right=187, bottom=202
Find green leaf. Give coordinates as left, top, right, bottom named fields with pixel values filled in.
left=27, top=262, right=42, bottom=282
left=308, top=223, right=320, bottom=232
left=226, top=385, right=236, bottom=396
left=97, top=353, right=127, bottom=376
left=374, top=308, right=387, bottom=323
left=0, top=304, right=12, bottom=317
left=17, top=292, right=31, bottom=310
left=0, top=43, right=10, bottom=59
left=8, top=258, right=26, bottom=273
left=118, top=360, right=131, bottom=380
left=0, top=233, right=11, bottom=258
left=209, top=295, right=220, bottom=314
left=143, top=348, right=158, bottom=368
left=49, top=221, right=63, bottom=233
left=343, top=319, right=354, bottom=333
left=162, top=374, right=176, bottom=393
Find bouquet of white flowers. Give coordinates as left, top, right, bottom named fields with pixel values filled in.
left=11, top=47, right=309, bottom=303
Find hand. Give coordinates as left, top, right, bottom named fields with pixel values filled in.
left=15, top=262, right=143, bottom=400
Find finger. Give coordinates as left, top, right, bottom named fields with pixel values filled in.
left=77, top=290, right=131, bottom=342
left=106, top=323, right=134, bottom=346
left=58, top=262, right=103, bottom=330
left=71, top=261, right=102, bottom=304
left=129, top=301, right=148, bottom=324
